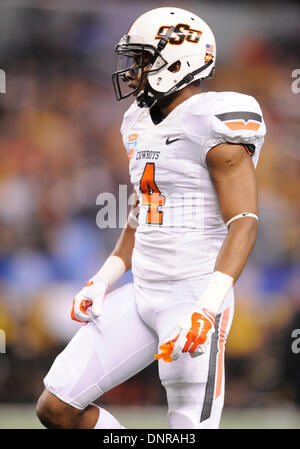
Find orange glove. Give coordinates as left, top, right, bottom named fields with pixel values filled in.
left=155, top=307, right=216, bottom=362
left=155, top=271, right=234, bottom=363
left=154, top=336, right=178, bottom=363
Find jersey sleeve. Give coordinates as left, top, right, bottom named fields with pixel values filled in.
left=182, top=91, right=266, bottom=168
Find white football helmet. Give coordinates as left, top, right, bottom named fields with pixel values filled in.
left=112, top=7, right=216, bottom=108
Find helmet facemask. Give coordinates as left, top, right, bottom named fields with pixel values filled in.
left=112, top=27, right=176, bottom=105
left=112, top=38, right=168, bottom=102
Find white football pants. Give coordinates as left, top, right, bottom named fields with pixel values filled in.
left=44, top=277, right=234, bottom=428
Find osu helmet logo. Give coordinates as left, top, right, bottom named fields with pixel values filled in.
left=155, top=23, right=202, bottom=45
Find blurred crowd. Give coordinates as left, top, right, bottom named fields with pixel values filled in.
left=0, top=2, right=299, bottom=411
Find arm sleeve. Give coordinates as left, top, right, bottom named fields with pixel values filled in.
left=183, top=91, right=267, bottom=168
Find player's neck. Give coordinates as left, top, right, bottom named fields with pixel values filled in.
left=157, top=85, right=201, bottom=119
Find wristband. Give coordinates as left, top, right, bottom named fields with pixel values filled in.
left=196, top=271, right=234, bottom=315
left=225, top=212, right=258, bottom=228
left=93, top=255, right=126, bottom=288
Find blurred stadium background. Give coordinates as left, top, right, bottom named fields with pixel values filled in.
left=0, top=0, right=299, bottom=429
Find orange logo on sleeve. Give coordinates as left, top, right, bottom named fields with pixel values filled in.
left=224, top=121, right=261, bottom=132
left=215, top=111, right=262, bottom=132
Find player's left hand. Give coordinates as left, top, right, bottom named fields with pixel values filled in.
left=155, top=306, right=216, bottom=362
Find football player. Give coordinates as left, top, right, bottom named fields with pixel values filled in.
left=36, top=7, right=266, bottom=429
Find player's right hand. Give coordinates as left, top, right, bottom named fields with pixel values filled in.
left=154, top=336, right=179, bottom=363
left=154, top=306, right=216, bottom=362
left=71, top=277, right=108, bottom=323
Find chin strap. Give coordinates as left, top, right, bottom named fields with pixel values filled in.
left=137, top=57, right=214, bottom=109
left=137, top=26, right=175, bottom=109
left=137, top=87, right=155, bottom=108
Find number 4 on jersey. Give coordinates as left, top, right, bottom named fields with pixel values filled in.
left=140, top=163, right=165, bottom=225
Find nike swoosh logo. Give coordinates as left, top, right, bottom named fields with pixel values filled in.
left=166, top=137, right=180, bottom=145
left=242, top=213, right=249, bottom=216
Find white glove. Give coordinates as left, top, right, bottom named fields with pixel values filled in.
left=71, top=277, right=108, bottom=323
left=70, top=255, right=126, bottom=323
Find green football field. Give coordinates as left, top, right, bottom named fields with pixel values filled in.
left=0, top=405, right=299, bottom=429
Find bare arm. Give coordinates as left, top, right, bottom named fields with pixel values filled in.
left=111, top=188, right=139, bottom=271
left=207, top=143, right=258, bottom=283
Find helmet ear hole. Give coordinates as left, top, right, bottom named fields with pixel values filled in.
left=168, top=61, right=181, bottom=73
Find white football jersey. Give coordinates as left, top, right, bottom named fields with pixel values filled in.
left=121, top=91, right=266, bottom=282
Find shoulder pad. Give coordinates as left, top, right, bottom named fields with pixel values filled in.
left=210, top=92, right=265, bottom=142
left=182, top=91, right=266, bottom=166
